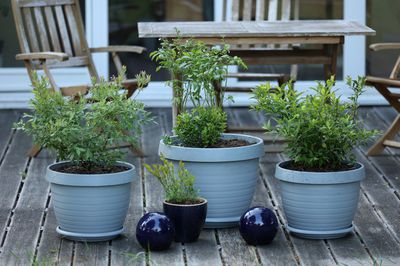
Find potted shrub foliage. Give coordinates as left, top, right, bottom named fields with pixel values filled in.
left=16, top=70, right=152, bottom=241
left=252, top=76, right=378, bottom=239
left=145, top=156, right=207, bottom=243
left=151, top=38, right=264, bottom=228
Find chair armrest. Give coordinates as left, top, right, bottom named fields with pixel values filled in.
left=369, top=43, right=400, bottom=51
left=90, top=45, right=146, bottom=54
left=366, top=76, right=400, bottom=88
left=15, top=52, right=69, bottom=61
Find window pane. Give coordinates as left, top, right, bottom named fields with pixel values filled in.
left=366, top=0, right=400, bottom=77
left=0, top=2, right=22, bottom=67
left=108, top=0, right=214, bottom=81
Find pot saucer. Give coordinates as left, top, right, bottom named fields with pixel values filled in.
left=56, top=226, right=124, bottom=242
left=204, top=217, right=240, bottom=228
left=286, top=224, right=354, bottom=239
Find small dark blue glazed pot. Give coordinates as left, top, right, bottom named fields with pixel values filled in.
left=239, top=206, right=278, bottom=245
left=163, top=198, right=207, bottom=243
left=136, top=212, right=175, bottom=251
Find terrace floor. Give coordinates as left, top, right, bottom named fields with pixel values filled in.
left=0, top=107, right=399, bottom=266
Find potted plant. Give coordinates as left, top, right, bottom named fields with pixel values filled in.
left=145, top=156, right=207, bottom=243
left=252, top=76, right=378, bottom=239
left=151, top=38, right=264, bottom=228
left=15, top=69, right=152, bottom=241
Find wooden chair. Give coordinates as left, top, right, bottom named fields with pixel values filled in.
left=11, top=0, right=146, bottom=157
left=218, top=0, right=298, bottom=148
left=220, top=0, right=299, bottom=87
left=366, top=43, right=400, bottom=155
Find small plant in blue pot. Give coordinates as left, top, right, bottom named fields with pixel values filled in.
left=145, top=156, right=207, bottom=243
left=15, top=69, right=152, bottom=241
left=252, top=77, right=379, bottom=239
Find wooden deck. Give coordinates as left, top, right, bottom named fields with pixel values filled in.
left=0, top=107, right=399, bottom=266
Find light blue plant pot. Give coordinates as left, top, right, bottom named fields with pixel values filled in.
left=275, top=161, right=365, bottom=239
left=159, top=133, right=264, bottom=228
left=46, top=161, right=135, bottom=242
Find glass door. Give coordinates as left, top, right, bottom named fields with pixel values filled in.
left=108, top=0, right=214, bottom=81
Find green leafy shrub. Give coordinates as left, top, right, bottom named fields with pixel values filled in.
left=175, top=106, right=227, bottom=147
left=151, top=37, right=245, bottom=147
left=252, top=76, right=379, bottom=171
left=15, top=69, right=152, bottom=171
left=151, top=37, right=245, bottom=109
left=145, top=156, right=199, bottom=204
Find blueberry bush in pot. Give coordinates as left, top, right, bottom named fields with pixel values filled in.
left=15, top=69, right=152, bottom=241
left=252, top=76, right=379, bottom=239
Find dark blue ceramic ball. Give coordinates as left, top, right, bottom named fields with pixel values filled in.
left=136, top=212, right=175, bottom=251
left=239, top=206, right=278, bottom=245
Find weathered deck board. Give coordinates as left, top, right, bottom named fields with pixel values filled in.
left=36, top=200, right=74, bottom=266
left=0, top=150, right=53, bottom=265
left=0, top=110, right=20, bottom=159
left=0, top=107, right=400, bottom=265
left=360, top=107, right=400, bottom=191
left=227, top=108, right=297, bottom=265
left=252, top=176, right=298, bottom=265
left=260, top=154, right=337, bottom=266
left=0, top=130, right=32, bottom=255
left=142, top=110, right=185, bottom=265
left=110, top=150, right=144, bottom=266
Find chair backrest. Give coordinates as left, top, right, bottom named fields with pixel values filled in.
left=222, top=0, right=299, bottom=22
left=11, top=0, right=98, bottom=79
left=221, top=0, right=299, bottom=78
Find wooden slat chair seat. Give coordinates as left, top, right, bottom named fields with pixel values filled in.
left=366, top=43, right=400, bottom=155
left=11, top=0, right=146, bottom=157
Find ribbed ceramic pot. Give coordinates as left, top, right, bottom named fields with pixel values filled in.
left=163, top=198, right=207, bottom=243
left=46, top=161, right=136, bottom=242
left=159, top=133, right=264, bottom=228
left=275, top=161, right=365, bottom=239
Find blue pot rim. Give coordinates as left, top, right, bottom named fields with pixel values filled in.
left=46, top=161, right=136, bottom=186
left=163, top=198, right=208, bottom=207
left=159, top=133, right=264, bottom=162
left=275, top=160, right=365, bottom=184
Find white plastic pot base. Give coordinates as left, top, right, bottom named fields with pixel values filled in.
left=56, top=226, right=124, bottom=242
left=203, top=216, right=240, bottom=228
left=286, top=224, right=354, bottom=239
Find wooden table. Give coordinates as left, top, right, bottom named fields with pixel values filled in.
left=139, top=20, right=374, bottom=128
left=138, top=20, right=374, bottom=78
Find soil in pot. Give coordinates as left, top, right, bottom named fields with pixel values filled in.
left=163, top=198, right=207, bottom=243
left=170, top=138, right=254, bottom=148
left=209, top=138, right=253, bottom=148
left=55, top=163, right=130, bottom=174
left=281, top=160, right=360, bottom=172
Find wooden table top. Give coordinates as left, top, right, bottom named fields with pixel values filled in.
left=138, top=20, right=375, bottom=39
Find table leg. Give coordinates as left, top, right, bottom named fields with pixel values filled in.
left=323, top=43, right=339, bottom=80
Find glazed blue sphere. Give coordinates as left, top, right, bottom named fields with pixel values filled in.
left=136, top=212, right=175, bottom=251
left=239, top=206, right=278, bottom=245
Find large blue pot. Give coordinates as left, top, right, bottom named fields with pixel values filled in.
left=275, top=161, right=365, bottom=239
left=159, top=133, right=264, bottom=228
left=46, top=161, right=135, bottom=242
